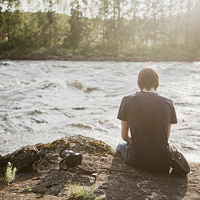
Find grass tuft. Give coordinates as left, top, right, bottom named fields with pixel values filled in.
left=25, top=185, right=33, bottom=192
left=70, top=183, right=96, bottom=199
left=4, top=162, right=17, bottom=185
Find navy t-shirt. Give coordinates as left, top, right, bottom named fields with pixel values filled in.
left=117, top=91, right=177, bottom=172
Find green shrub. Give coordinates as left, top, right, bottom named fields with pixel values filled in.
left=32, top=47, right=47, bottom=55
left=4, top=162, right=17, bottom=185
left=55, top=48, right=73, bottom=56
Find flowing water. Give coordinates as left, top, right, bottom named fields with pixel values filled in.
left=0, top=60, right=200, bottom=162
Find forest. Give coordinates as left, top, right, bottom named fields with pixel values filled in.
left=0, top=0, right=200, bottom=60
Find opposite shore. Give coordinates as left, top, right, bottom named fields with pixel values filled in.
left=0, top=54, right=200, bottom=62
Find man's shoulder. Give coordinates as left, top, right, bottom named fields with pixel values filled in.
left=121, top=92, right=174, bottom=105
left=122, top=94, right=136, bottom=101
left=157, top=94, right=174, bottom=103
left=120, top=94, right=136, bottom=108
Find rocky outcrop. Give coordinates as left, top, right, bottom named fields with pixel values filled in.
left=0, top=135, right=199, bottom=199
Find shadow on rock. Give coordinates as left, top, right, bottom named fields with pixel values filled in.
left=103, top=153, right=188, bottom=200
left=33, top=170, right=72, bottom=195
left=33, top=170, right=97, bottom=197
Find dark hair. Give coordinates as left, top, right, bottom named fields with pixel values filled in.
left=137, top=67, right=159, bottom=91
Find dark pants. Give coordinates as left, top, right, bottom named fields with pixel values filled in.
left=116, top=143, right=129, bottom=163
left=116, top=143, right=170, bottom=174
left=116, top=143, right=145, bottom=169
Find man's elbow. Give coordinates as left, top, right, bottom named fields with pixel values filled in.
left=121, top=134, right=127, bottom=141
left=121, top=133, right=130, bottom=143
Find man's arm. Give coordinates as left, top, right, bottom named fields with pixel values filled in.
left=167, top=124, right=172, bottom=140
left=121, top=120, right=131, bottom=143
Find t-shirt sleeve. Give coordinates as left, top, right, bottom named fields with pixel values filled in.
left=117, top=97, right=128, bottom=121
left=170, top=101, right=177, bottom=124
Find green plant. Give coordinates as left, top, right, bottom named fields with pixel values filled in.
left=32, top=47, right=47, bottom=55
left=55, top=48, right=73, bottom=56
left=25, top=185, right=33, bottom=192
left=70, top=183, right=96, bottom=200
left=4, top=162, right=17, bottom=185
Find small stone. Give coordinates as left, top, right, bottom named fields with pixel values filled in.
left=99, top=184, right=108, bottom=189
left=69, top=143, right=76, bottom=147
left=148, top=192, right=161, bottom=199
left=33, top=186, right=47, bottom=194
left=95, top=189, right=106, bottom=194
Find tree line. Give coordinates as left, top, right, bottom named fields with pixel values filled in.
left=0, top=0, right=200, bottom=60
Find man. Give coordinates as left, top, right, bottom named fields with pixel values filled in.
left=117, top=67, right=177, bottom=173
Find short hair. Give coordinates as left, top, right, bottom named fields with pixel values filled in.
left=137, top=67, right=159, bottom=91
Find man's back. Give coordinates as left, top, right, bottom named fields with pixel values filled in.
left=117, top=91, right=177, bottom=172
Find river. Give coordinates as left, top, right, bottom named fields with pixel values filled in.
left=0, top=60, right=200, bottom=163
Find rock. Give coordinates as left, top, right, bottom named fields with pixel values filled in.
left=0, top=145, right=45, bottom=173
left=0, top=135, right=199, bottom=200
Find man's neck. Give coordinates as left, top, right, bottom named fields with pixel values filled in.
left=142, top=88, right=157, bottom=93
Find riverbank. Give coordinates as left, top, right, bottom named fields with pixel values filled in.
left=0, top=135, right=199, bottom=200
left=0, top=54, right=199, bottom=62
